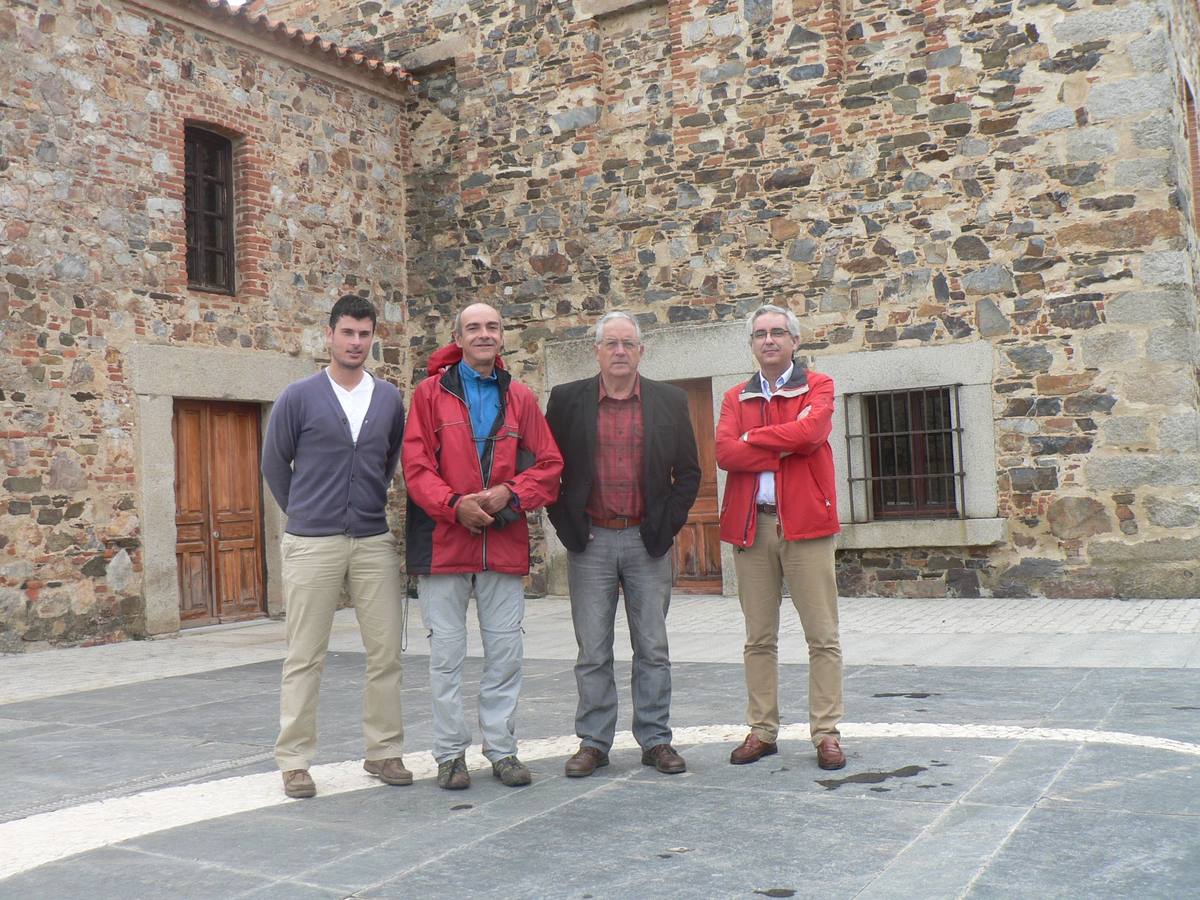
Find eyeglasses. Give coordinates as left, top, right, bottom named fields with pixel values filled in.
left=599, top=339, right=641, bottom=352
left=751, top=328, right=792, bottom=342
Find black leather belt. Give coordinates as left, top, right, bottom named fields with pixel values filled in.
left=593, top=515, right=642, bottom=529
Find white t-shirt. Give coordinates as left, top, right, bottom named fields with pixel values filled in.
left=326, top=368, right=375, bottom=443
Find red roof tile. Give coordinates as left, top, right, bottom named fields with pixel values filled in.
left=174, top=0, right=408, bottom=87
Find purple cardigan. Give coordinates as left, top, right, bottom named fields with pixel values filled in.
left=261, top=371, right=406, bottom=537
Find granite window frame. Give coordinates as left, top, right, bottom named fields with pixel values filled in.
left=821, top=342, right=1006, bottom=550
left=184, top=126, right=236, bottom=295
left=1184, top=79, right=1199, bottom=233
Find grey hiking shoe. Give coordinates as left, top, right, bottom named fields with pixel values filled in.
left=491, top=755, right=532, bottom=787
left=437, top=755, right=470, bottom=790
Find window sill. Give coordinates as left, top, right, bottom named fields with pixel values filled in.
left=187, top=284, right=237, bottom=297
left=836, top=517, right=1007, bottom=550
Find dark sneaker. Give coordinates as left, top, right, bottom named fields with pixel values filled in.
left=437, top=755, right=470, bottom=790
left=363, top=757, right=414, bottom=786
left=282, top=769, right=315, bottom=799
left=641, top=743, right=687, bottom=774
left=491, top=755, right=532, bottom=787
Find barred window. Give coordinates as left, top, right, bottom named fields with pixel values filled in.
left=846, top=386, right=964, bottom=520
left=184, top=127, right=234, bottom=293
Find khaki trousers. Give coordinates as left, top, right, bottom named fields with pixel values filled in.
left=733, top=513, right=842, bottom=745
left=275, top=532, right=405, bottom=771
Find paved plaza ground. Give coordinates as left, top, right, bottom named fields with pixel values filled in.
left=2, top=595, right=1200, bottom=898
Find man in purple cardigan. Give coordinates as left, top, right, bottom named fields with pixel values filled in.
left=262, top=294, right=408, bottom=799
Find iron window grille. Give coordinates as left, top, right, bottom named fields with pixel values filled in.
left=184, top=127, right=235, bottom=294
left=844, top=385, right=966, bottom=522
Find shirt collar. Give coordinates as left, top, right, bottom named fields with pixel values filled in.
left=458, top=359, right=497, bottom=383
left=598, top=374, right=641, bottom=401
left=325, top=368, right=372, bottom=394
left=758, top=363, right=793, bottom=395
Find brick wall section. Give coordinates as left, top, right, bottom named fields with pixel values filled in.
left=0, top=0, right=408, bottom=649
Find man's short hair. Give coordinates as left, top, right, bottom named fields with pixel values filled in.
left=329, top=294, right=378, bottom=330
left=451, top=303, right=502, bottom=336
left=746, top=304, right=801, bottom=340
left=594, top=311, right=642, bottom=345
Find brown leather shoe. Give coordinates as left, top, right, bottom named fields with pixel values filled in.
left=641, top=743, right=687, bottom=774
left=282, top=769, right=315, bottom=799
left=564, top=745, right=609, bottom=778
left=816, top=736, right=846, bottom=770
left=364, top=757, right=414, bottom=786
left=729, top=733, right=778, bottom=765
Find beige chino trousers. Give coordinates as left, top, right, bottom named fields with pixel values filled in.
left=733, top=513, right=842, bottom=745
left=275, top=532, right=405, bottom=771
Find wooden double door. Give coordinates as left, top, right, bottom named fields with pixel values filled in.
left=668, top=379, right=722, bottom=594
left=173, top=399, right=267, bottom=626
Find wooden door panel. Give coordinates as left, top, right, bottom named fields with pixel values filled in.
left=674, top=523, right=700, bottom=578
left=208, top=402, right=265, bottom=622
left=214, top=544, right=263, bottom=620
left=173, top=399, right=266, bottom=627
left=668, top=378, right=721, bottom=593
left=173, top=404, right=207, bottom=524
left=177, top=546, right=212, bottom=623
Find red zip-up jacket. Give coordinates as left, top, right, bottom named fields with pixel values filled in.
left=716, top=365, right=840, bottom=547
left=402, top=343, right=563, bottom=575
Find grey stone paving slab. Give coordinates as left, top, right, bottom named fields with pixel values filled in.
left=0, top=727, right=268, bottom=822
left=356, top=761, right=942, bottom=899
left=0, top=717, right=60, bottom=741
left=856, top=800, right=1031, bottom=899
left=1042, top=744, right=1200, bottom=816
left=959, top=740, right=1080, bottom=807
left=127, top=807, right=384, bottom=881
left=235, top=881, right=348, bottom=899
left=0, top=674, right=277, bottom=727
left=0, top=846, right=274, bottom=899
left=966, top=807, right=1200, bottom=899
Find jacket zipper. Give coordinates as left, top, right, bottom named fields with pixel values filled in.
left=441, top=377, right=493, bottom=571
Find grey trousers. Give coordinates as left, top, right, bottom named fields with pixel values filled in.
left=418, top=572, right=524, bottom=764
left=567, top=524, right=673, bottom=754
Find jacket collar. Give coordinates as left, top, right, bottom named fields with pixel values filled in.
left=738, top=361, right=809, bottom=402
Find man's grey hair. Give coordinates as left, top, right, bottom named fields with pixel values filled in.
left=451, top=303, right=501, bottom=336
left=745, top=304, right=801, bottom=341
left=594, top=311, right=642, bottom=345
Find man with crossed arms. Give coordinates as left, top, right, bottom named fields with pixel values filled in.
left=716, top=303, right=846, bottom=772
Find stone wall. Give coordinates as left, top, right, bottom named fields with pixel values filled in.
left=253, top=0, right=1200, bottom=599
left=0, top=0, right=408, bottom=649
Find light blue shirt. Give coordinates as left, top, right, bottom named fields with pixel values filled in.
left=458, top=360, right=500, bottom=459
left=756, top=363, right=793, bottom=505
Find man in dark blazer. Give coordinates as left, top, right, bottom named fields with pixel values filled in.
left=546, top=311, right=701, bottom=777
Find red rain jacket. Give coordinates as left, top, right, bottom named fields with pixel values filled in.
left=716, top=365, right=840, bottom=547
left=402, top=343, right=562, bottom=575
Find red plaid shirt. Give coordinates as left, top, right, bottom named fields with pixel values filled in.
left=585, top=376, right=645, bottom=520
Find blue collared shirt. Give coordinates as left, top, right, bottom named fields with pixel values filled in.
left=458, top=359, right=501, bottom=459
left=756, top=363, right=793, bottom=505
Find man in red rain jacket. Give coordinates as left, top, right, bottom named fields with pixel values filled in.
left=402, top=302, right=562, bottom=791
left=716, top=303, right=846, bottom=771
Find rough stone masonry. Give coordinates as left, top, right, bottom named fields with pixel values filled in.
left=3, top=0, right=1200, bottom=649
left=0, top=0, right=408, bottom=649
left=255, top=0, right=1200, bottom=601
